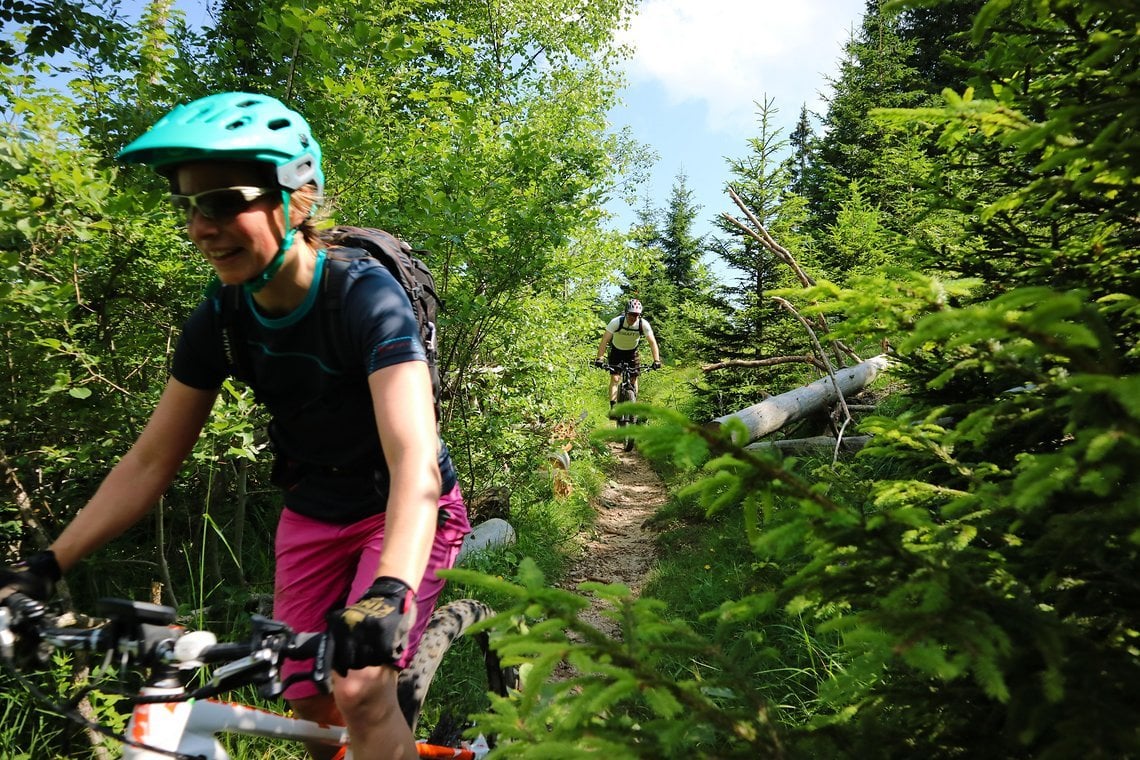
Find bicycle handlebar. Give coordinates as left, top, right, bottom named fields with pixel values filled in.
left=595, top=362, right=657, bottom=374
left=0, top=593, right=332, bottom=701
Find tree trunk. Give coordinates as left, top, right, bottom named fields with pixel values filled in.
left=709, top=355, right=889, bottom=443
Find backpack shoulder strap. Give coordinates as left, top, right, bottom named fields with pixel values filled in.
left=315, top=249, right=371, bottom=374
left=320, top=248, right=367, bottom=311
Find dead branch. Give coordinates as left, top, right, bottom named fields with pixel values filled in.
left=774, top=296, right=856, bottom=464
left=725, top=181, right=866, bottom=364
left=702, top=355, right=829, bottom=373
left=773, top=297, right=851, bottom=419
left=724, top=186, right=815, bottom=288
left=722, top=186, right=863, bottom=366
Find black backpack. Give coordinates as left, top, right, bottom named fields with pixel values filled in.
left=218, top=226, right=444, bottom=421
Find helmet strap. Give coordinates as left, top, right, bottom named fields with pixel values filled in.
left=244, top=190, right=295, bottom=294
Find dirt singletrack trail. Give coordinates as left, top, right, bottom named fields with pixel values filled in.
left=560, top=440, right=669, bottom=639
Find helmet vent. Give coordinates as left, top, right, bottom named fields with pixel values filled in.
left=268, top=117, right=291, bottom=131
left=224, top=116, right=252, bottom=131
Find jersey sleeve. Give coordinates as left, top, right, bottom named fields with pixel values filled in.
left=641, top=318, right=655, bottom=340
left=342, top=259, right=427, bottom=375
left=170, top=298, right=229, bottom=390
left=605, top=316, right=621, bottom=334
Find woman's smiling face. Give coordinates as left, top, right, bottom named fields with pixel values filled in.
left=175, top=161, right=284, bottom=287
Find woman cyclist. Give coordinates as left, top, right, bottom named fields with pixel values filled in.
left=0, top=92, right=469, bottom=760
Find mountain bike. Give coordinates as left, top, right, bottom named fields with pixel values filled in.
left=0, top=591, right=517, bottom=759
left=598, top=362, right=654, bottom=451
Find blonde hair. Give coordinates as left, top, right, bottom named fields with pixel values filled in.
left=289, top=183, right=328, bottom=246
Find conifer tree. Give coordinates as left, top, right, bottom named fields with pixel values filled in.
left=787, top=104, right=816, bottom=197
left=660, top=172, right=703, bottom=294
left=698, top=98, right=814, bottom=418
left=620, top=172, right=712, bottom=360
left=806, top=1, right=926, bottom=230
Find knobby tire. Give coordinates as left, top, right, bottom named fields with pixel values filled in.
left=619, top=386, right=637, bottom=452
left=396, top=599, right=519, bottom=733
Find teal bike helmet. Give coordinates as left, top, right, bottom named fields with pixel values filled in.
left=117, top=92, right=323, bottom=194
left=118, top=92, right=324, bottom=292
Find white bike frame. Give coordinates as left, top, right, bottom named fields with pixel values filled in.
left=1, top=598, right=494, bottom=760
left=123, top=685, right=351, bottom=760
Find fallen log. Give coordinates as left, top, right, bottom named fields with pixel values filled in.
left=709, top=355, right=889, bottom=443
left=746, top=435, right=871, bottom=454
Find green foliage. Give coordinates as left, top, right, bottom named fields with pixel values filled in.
left=449, top=558, right=785, bottom=758
left=0, top=78, right=197, bottom=533
left=2, top=0, right=647, bottom=755
left=0, top=0, right=126, bottom=65
left=5, top=0, right=1140, bottom=758
left=456, top=2, right=1140, bottom=757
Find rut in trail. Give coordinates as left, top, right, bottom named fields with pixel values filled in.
left=558, top=440, right=669, bottom=640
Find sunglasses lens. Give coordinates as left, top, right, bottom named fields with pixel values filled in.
left=200, top=190, right=249, bottom=219
left=169, top=189, right=270, bottom=220
left=169, top=195, right=193, bottom=214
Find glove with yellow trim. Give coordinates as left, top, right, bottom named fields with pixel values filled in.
left=327, top=576, right=416, bottom=675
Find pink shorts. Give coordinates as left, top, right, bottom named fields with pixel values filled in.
left=273, top=483, right=471, bottom=700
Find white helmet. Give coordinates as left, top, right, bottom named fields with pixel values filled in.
left=626, top=299, right=642, bottom=315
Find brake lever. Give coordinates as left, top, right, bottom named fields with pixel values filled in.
left=208, top=650, right=275, bottom=695
left=309, top=632, right=333, bottom=695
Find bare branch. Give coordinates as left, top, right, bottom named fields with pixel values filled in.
left=720, top=186, right=865, bottom=369
left=773, top=296, right=853, bottom=465
left=702, top=355, right=829, bottom=373
left=0, top=447, right=75, bottom=610
left=0, top=447, right=56, bottom=551
left=725, top=186, right=815, bottom=287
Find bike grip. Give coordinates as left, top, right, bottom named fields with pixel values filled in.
left=289, top=631, right=325, bottom=660
left=198, top=641, right=258, bottom=664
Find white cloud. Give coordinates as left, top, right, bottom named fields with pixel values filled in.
left=617, top=0, right=864, bottom=135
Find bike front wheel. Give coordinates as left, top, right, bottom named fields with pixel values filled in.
left=619, top=387, right=637, bottom=451
left=397, top=599, right=519, bottom=734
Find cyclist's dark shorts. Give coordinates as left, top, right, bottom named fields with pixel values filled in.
left=607, top=347, right=640, bottom=375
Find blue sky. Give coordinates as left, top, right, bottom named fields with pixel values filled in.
left=607, top=0, right=868, bottom=240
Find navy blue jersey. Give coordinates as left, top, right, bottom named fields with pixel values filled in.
left=172, top=249, right=458, bottom=522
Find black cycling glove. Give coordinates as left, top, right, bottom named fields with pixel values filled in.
left=327, top=576, right=416, bottom=676
left=651, top=360, right=662, bottom=370
left=593, top=358, right=605, bottom=368
left=0, top=550, right=61, bottom=603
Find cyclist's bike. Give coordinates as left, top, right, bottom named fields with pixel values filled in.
left=0, top=592, right=517, bottom=759
left=598, top=362, right=654, bottom=451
